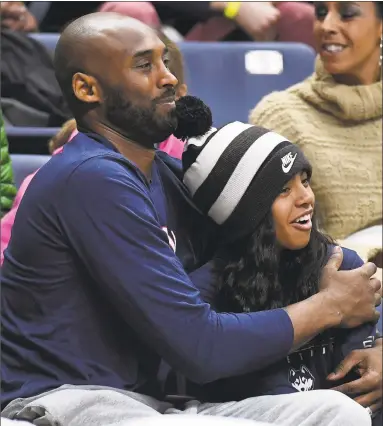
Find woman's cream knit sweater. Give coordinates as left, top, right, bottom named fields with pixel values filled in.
left=249, top=58, right=382, bottom=242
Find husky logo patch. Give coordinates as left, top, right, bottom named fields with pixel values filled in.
left=288, top=365, right=315, bottom=392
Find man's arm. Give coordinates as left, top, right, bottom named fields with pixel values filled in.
left=60, top=158, right=379, bottom=383
left=61, top=158, right=294, bottom=383
left=336, top=249, right=379, bottom=357
left=187, top=259, right=344, bottom=354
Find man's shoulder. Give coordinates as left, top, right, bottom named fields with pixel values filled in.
left=50, top=135, right=146, bottom=186
left=24, top=135, right=149, bottom=213
left=326, top=244, right=363, bottom=271
left=340, top=246, right=364, bottom=270
left=156, top=150, right=183, bottom=179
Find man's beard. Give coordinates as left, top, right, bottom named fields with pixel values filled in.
left=103, top=87, right=178, bottom=149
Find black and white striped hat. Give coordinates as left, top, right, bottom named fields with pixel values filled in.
left=182, top=121, right=312, bottom=242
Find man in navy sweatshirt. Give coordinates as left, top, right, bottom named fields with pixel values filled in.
left=1, top=12, right=381, bottom=426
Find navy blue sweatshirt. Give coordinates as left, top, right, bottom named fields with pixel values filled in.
left=183, top=252, right=378, bottom=401
left=1, top=132, right=294, bottom=408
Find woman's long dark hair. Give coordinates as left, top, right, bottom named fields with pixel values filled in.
left=215, top=211, right=334, bottom=313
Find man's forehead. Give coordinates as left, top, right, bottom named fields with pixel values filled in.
left=123, top=32, right=165, bottom=57
left=99, top=27, right=165, bottom=58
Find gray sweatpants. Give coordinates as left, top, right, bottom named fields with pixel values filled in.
left=2, top=385, right=371, bottom=426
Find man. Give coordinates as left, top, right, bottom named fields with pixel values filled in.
left=1, top=13, right=381, bottom=426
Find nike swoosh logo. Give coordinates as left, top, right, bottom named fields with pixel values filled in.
left=282, top=153, right=298, bottom=173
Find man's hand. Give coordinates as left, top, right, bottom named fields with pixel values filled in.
left=1, top=2, right=38, bottom=32
left=319, top=246, right=381, bottom=328
left=285, top=247, right=381, bottom=352
left=327, top=341, right=383, bottom=414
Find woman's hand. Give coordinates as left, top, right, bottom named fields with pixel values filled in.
left=328, top=340, right=382, bottom=414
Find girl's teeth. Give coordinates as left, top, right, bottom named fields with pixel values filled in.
left=295, top=214, right=310, bottom=223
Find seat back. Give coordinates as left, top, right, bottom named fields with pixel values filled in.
left=179, top=42, right=316, bottom=127
left=28, top=32, right=60, bottom=56
left=6, top=127, right=60, bottom=155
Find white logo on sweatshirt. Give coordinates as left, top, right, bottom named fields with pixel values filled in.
left=162, top=227, right=176, bottom=252
left=363, top=335, right=375, bottom=349
left=281, top=152, right=297, bottom=173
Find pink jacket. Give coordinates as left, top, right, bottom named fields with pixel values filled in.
left=158, top=134, right=184, bottom=159
left=0, top=134, right=184, bottom=265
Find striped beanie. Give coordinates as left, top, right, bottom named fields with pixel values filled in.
left=182, top=121, right=312, bottom=243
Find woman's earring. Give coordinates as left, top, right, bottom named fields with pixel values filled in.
left=380, top=36, right=382, bottom=67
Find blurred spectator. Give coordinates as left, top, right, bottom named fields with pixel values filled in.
left=1, top=9, right=71, bottom=127
left=99, top=2, right=161, bottom=29
left=152, top=2, right=316, bottom=47
left=157, top=31, right=187, bottom=159
left=25, top=2, right=101, bottom=33
left=249, top=2, right=382, bottom=250
left=97, top=2, right=315, bottom=46
left=1, top=2, right=71, bottom=125
left=26, top=2, right=154, bottom=33
left=1, top=1, right=38, bottom=32
left=47, top=118, right=78, bottom=154
left=0, top=113, right=17, bottom=217
left=25, top=1, right=315, bottom=48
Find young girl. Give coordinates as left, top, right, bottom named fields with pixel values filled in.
left=180, top=121, right=378, bottom=403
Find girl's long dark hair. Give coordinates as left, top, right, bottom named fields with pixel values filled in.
left=215, top=211, right=334, bottom=313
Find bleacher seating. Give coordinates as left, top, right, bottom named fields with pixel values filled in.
left=180, top=42, right=315, bottom=127
left=10, top=154, right=51, bottom=189
left=29, top=32, right=59, bottom=56
left=6, top=126, right=60, bottom=155
left=28, top=33, right=316, bottom=127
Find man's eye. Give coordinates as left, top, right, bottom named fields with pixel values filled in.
left=137, top=62, right=152, bottom=70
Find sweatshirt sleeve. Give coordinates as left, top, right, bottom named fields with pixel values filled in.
left=337, top=248, right=378, bottom=359
left=188, top=261, right=218, bottom=306
left=59, top=157, right=294, bottom=384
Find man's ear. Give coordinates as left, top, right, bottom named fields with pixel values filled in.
left=72, top=72, right=102, bottom=104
